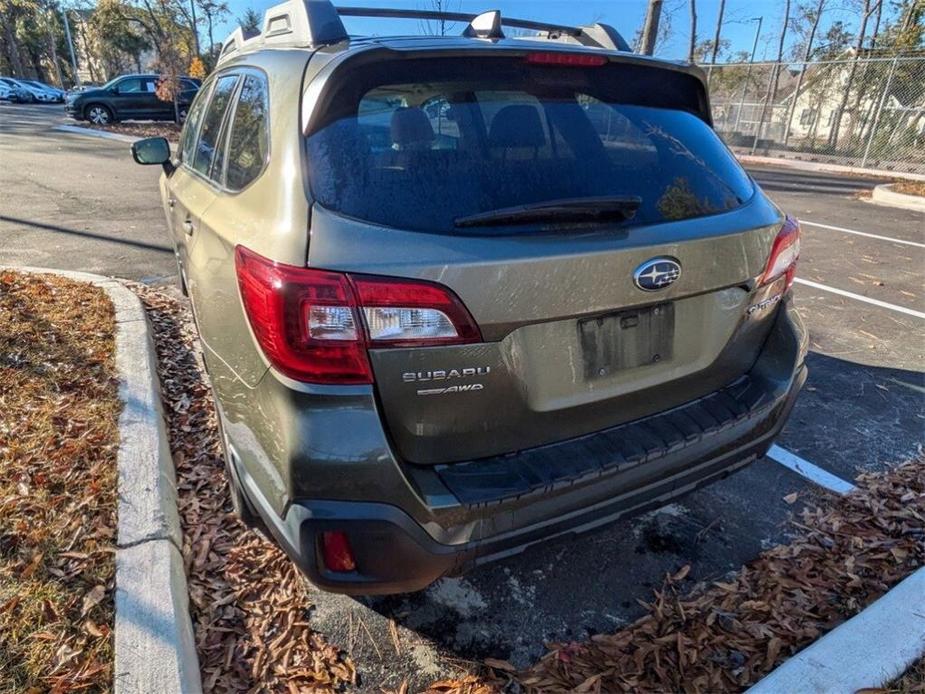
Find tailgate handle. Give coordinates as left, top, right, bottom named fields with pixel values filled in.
left=182, top=219, right=195, bottom=236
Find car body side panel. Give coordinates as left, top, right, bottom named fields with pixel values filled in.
left=174, top=51, right=315, bottom=509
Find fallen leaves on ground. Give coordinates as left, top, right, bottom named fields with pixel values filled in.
left=86, top=121, right=181, bottom=141
left=501, top=457, right=925, bottom=693
left=893, top=180, right=925, bottom=198
left=133, top=282, right=924, bottom=694
left=0, top=271, right=119, bottom=693
left=133, top=285, right=356, bottom=692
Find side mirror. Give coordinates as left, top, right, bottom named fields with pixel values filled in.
left=131, top=137, right=174, bottom=175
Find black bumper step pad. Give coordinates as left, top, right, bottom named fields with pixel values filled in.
left=434, top=375, right=774, bottom=507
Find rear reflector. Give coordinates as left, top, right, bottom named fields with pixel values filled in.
left=526, top=51, right=608, bottom=67
left=320, top=531, right=356, bottom=573
left=234, top=246, right=482, bottom=384
left=761, top=216, right=801, bottom=289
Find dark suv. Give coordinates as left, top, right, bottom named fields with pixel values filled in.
left=131, top=1, right=807, bottom=595
left=66, top=74, right=200, bottom=124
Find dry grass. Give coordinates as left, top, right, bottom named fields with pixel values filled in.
left=876, top=657, right=925, bottom=694
left=0, top=271, right=120, bottom=692
left=892, top=180, right=925, bottom=197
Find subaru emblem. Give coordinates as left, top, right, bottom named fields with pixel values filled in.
left=633, top=258, right=681, bottom=291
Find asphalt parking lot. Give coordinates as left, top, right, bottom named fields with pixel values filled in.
left=1, top=101, right=922, bottom=690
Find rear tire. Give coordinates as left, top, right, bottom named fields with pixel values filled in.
left=85, top=103, right=113, bottom=125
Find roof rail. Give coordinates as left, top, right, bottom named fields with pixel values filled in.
left=335, top=6, right=631, bottom=50
left=219, top=0, right=348, bottom=64
left=218, top=0, right=630, bottom=65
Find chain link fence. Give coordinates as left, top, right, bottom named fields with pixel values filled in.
left=703, top=57, right=925, bottom=175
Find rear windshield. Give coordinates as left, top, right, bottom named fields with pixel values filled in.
left=306, top=57, right=754, bottom=235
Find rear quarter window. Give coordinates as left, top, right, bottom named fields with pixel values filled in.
left=191, top=74, right=239, bottom=180
left=306, top=57, right=753, bottom=235
left=224, top=73, right=270, bottom=190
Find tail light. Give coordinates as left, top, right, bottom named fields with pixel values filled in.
left=761, top=216, right=801, bottom=289
left=320, top=531, right=356, bottom=572
left=234, top=246, right=481, bottom=384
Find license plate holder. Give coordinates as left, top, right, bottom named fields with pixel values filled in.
left=579, top=302, right=675, bottom=380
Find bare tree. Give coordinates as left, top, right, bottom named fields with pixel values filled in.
left=828, top=0, right=881, bottom=148
left=639, top=0, right=663, bottom=54
left=687, top=0, right=697, bottom=62
left=1, top=0, right=28, bottom=75
left=706, top=0, right=726, bottom=85
left=709, top=0, right=725, bottom=64
left=238, top=8, right=261, bottom=36
left=752, top=0, right=791, bottom=151
left=197, top=0, right=228, bottom=67
left=418, top=0, right=457, bottom=36
left=783, top=0, right=828, bottom=146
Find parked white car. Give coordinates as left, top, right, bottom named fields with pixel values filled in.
left=0, top=77, right=60, bottom=103
left=21, top=79, right=65, bottom=102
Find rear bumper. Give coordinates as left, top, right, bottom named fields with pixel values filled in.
left=232, top=299, right=808, bottom=594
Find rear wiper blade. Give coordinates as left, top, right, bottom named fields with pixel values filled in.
left=454, top=195, right=642, bottom=228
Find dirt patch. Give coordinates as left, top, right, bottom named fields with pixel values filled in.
left=892, top=180, right=925, bottom=198
left=86, top=121, right=181, bottom=142
left=0, top=271, right=120, bottom=692
left=133, top=285, right=356, bottom=692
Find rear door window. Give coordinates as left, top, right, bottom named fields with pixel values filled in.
left=306, top=57, right=753, bottom=235
left=191, top=74, right=239, bottom=179
left=116, top=78, right=144, bottom=93
left=179, top=80, right=213, bottom=164
left=224, top=73, right=270, bottom=190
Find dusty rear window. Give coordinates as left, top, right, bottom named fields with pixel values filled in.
left=306, top=57, right=753, bottom=234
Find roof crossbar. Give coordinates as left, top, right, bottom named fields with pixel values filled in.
left=336, top=7, right=575, bottom=36
left=218, top=0, right=630, bottom=66
left=334, top=7, right=631, bottom=50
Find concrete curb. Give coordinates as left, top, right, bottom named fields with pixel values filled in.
left=747, top=565, right=925, bottom=694
left=870, top=183, right=925, bottom=212
left=737, top=153, right=925, bottom=182
left=2, top=267, right=202, bottom=694
left=53, top=124, right=140, bottom=143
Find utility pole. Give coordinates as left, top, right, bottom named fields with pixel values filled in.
left=61, top=6, right=81, bottom=88
left=732, top=16, right=763, bottom=133
left=639, top=0, right=663, bottom=55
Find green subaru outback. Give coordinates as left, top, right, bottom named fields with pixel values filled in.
left=132, top=0, right=807, bottom=594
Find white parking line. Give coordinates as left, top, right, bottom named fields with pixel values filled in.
left=794, top=278, right=925, bottom=320
left=801, top=220, right=925, bottom=249
left=766, top=444, right=857, bottom=495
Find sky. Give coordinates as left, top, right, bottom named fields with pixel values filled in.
left=211, top=0, right=887, bottom=63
